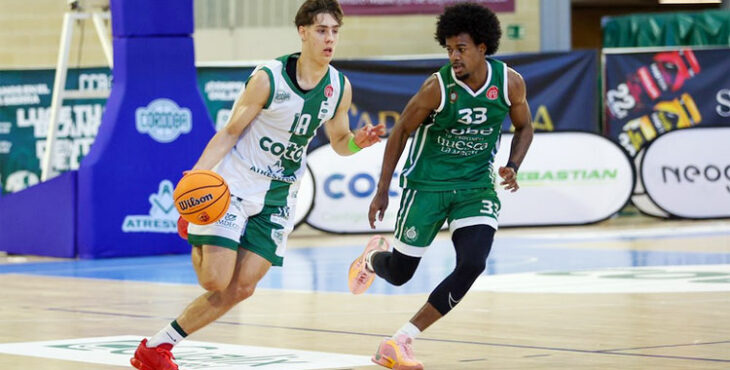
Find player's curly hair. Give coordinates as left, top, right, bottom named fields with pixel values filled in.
left=435, top=2, right=501, bottom=55
left=295, top=0, right=344, bottom=27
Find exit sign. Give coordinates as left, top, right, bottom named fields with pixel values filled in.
left=507, top=24, right=524, bottom=40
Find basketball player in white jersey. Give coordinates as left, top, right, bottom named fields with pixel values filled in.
left=131, top=1, right=385, bottom=369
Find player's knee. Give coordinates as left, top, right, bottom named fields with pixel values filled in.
left=231, top=283, right=256, bottom=302
left=389, top=269, right=416, bottom=286
left=199, top=277, right=227, bottom=292
left=458, top=258, right=486, bottom=279
left=198, top=271, right=231, bottom=292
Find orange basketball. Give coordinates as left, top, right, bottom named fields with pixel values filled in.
left=173, top=170, right=230, bottom=225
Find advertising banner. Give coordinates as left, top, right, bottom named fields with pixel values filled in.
left=604, top=47, right=730, bottom=156
left=495, top=132, right=634, bottom=226
left=305, top=132, right=634, bottom=233
left=306, top=140, right=409, bottom=233
left=329, top=50, right=597, bottom=152
left=196, top=67, right=251, bottom=131
left=197, top=50, right=598, bottom=153
left=338, top=0, right=514, bottom=15
left=640, top=127, right=730, bottom=219
left=1, top=51, right=598, bottom=195
left=0, top=68, right=110, bottom=193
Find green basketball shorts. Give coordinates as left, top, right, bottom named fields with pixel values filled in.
left=392, top=187, right=500, bottom=257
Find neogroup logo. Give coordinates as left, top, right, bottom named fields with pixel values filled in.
left=135, top=98, right=192, bottom=143
left=642, top=127, right=730, bottom=218
left=122, top=180, right=179, bottom=233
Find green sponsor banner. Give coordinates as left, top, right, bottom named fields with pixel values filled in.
left=0, top=68, right=110, bottom=194
left=0, top=66, right=252, bottom=195
left=196, top=67, right=252, bottom=131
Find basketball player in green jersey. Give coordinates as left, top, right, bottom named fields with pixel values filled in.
left=348, top=3, right=533, bottom=369
left=131, top=1, right=385, bottom=369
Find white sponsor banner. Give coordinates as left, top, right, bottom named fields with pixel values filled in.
left=294, top=165, right=314, bottom=227
left=306, top=132, right=634, bottom=232
left=306, top=140, right=409, bottom=233
left=631, top=148, right=670, bottom=218
left=641, top=127, right=730, bottom=218
left=495, top=132, right=634, bottom=226
left=0, top=335, right=372, bottom=369
left=472, top=265, right=730, bottom=293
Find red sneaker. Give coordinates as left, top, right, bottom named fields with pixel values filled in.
left=130, top=338, right=179, bottom=370
left=177, top=217, right=188, bottom=240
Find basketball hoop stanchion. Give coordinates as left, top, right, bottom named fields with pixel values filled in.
left=0, top=0, right=214, bottom=259
left=41, top=0, right=112, bottom=182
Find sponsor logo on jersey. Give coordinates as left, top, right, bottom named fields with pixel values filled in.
left=449, top=90, right=458, bottom=103
left=271, top=229, right=285, bottom=245
left=271, top=205, right=290, bottom=226
left=135, top=98, right=192, bottom=143
left=274, top=90, right=291, bottom=103
left=436, top=136, right=489, bottom=154
left=318, top=100, right=332, bottom=120
left=259, top=136, right=305, bottom=163
left=486, top=86, right=499, bottom=100
left=216, top=212, right=238, bottom=230
left=449, top=127, right=494, bottom=136
left=324, top=85, right=334, bottom=98
left=405, top=226, right=418, bottom=241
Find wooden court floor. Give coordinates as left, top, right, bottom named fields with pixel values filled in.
left=0, top=216, right=728, bottom=369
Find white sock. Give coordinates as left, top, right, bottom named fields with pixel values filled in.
left=146, top=323, right=186, bottom=348
left=365, top=250, right=379, bottom=272
left=394, top=322, right=421, bottom=340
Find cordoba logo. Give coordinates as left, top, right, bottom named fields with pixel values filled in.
left=135, top=98, right=192, bottom=143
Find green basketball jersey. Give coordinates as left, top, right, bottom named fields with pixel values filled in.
left=400, top=58, right=511, bottom=191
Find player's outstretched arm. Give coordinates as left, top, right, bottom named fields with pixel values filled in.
left=192, top=70, right=270, bottom=170
left=369, top=74, right=441, bottom=228
left=325, top=77, right=386, bottom=156
left=499, top=68, right=534, bottom=192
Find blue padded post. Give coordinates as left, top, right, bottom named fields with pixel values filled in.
left=76, top=0, right=214, bottom=258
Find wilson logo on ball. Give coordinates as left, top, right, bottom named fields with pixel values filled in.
left=177, top=193, right=214, bottom=211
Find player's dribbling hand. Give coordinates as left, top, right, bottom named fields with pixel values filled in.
left=354, top=122, right=387, bottom=149
left=368, top=190, right=389, bottom=229
left=498, top=166, right=519, bottom=192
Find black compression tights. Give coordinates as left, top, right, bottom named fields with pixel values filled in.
left=427, top=224, right=495, bottom=315
left=371, top=224, right=495, bottom=315
left=371, top=248, right=421, bottom=286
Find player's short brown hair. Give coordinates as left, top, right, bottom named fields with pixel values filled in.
left=295, top=0, right=344, bottom=27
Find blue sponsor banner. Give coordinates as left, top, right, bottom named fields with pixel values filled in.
left=604, top=47, right=730, bottom=156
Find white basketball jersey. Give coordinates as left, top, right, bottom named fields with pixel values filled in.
left=215, top=54, right=345, bottom=206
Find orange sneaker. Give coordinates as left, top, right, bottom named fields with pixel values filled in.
left=371, top=334, right=424, bottom=370
left=348, top=235, right=389, bottom=294
left=130, top=338, right=179, bottom=370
